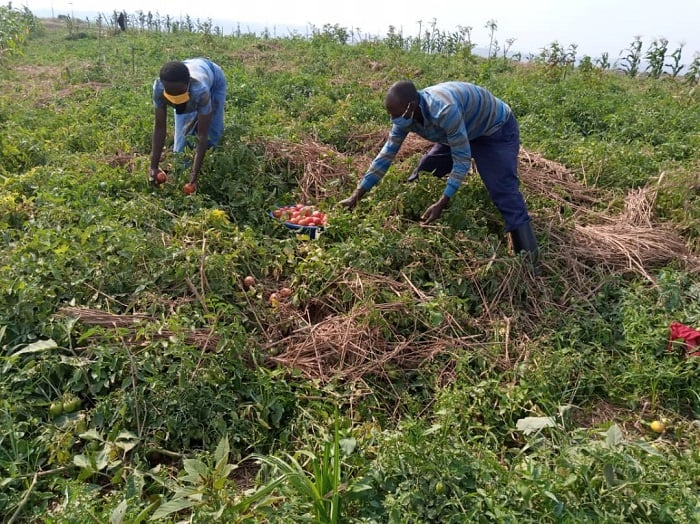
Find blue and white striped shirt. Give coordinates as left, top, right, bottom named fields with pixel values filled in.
left=360, top=81, right=512, bottom=198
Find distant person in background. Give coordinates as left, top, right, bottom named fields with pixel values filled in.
left=149, top=58, right=226, bottom=191
left=340, top=79, right=540, bottom=273
left=117, top=12, right=126, bottom=31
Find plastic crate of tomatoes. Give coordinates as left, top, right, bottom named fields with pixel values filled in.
left=270, top=204, right=328, bottom=239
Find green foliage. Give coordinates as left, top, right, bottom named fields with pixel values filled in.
left=504, top=70, right=700, bottom=188
left=620, top=36, right=644, bottom=78
left=254, top=420, right=348, bottom=523
left=354, top=399, right=700, bottom=523
left=0, top=11, right=699, bottom=523
left=147, top=436, right=283, bottom=522
left=645, top=38, right=669, bottom=79
left=0, top=5, right=40, bottom=56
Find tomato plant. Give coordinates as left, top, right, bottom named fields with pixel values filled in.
left=2, top=12, right=700, bottom=524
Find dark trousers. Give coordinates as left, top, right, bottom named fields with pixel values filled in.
left=412, top=114, right=530, bottom=232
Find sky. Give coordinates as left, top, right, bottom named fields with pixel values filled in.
left=22, top=0, right=700, bottom=62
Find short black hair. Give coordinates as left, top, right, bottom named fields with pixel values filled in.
left=388, top=80, right=419, bottom=105
left=159, top=61, right=190, bottom=83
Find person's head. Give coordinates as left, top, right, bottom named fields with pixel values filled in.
left=385, top=80, right=420, bottom=126
left=159, top=61, right=190, bottom=112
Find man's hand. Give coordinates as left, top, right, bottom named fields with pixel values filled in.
left=148, top=166, right=161, bottom=186
left=339, top=187, right=367, bottom=210
left=421, top=195, right=450, bottom=224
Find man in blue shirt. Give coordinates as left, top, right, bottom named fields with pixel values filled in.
left=149, top=58, right=226, bottom=192
left=340, top=80, right=539, bottom=272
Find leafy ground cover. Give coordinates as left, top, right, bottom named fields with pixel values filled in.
left=1, top=10, right=699, bottom=523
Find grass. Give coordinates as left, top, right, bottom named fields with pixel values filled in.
left=0, top=9, right=698, bottom=523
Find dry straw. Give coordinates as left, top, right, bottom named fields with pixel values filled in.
left=60, top=138, right=698, bottom=383
left=260, top=269, right=487, bottom=383
left=55, top=306, right=220, bottom=351
left=518, top=150, right=696, bottom=278
left=263, top=135, right=696, bottom=278
left=261, top=132, right=433, bottom=201
left=253, top=139, right=698, bottom=381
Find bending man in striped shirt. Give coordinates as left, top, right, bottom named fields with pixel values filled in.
left=340, top=80, right=539, bottom=272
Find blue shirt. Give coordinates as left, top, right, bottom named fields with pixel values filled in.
left=360, top=82, right=512, bottom=198
left=152, top=58, right=217, bottom=116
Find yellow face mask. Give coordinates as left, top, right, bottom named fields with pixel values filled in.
left=163, top=90, right=190, bottom=105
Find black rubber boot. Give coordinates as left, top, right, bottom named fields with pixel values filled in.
left=510, top=222, right=541, bottom=276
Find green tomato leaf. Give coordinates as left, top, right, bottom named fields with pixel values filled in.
left=13, top=339, right=58, bottom=356
left=516, top=416, right=556, bottom=435
left=605, top=424, right=624, bottom=448
left=150, top=497, right=196, bottom=520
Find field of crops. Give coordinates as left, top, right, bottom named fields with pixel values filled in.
left=1, top=8, right=699, bottom=523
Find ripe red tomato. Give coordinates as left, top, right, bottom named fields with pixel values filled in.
left=274, top=204, right=328, bottom=228
left=156, top=170, right=167, bottom=184
left=183, top=183, right=196, bottom=194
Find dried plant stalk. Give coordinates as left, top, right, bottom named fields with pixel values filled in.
left=55, top=307, right=220, bottom=351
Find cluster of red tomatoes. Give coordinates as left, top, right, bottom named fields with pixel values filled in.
left=272, top=204, right=327, bottom=227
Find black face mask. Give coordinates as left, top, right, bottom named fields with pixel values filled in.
left=174, top=103, right=189, bottom=114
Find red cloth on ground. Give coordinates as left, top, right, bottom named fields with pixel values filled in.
left=668, top=322, right=700, bottom=357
